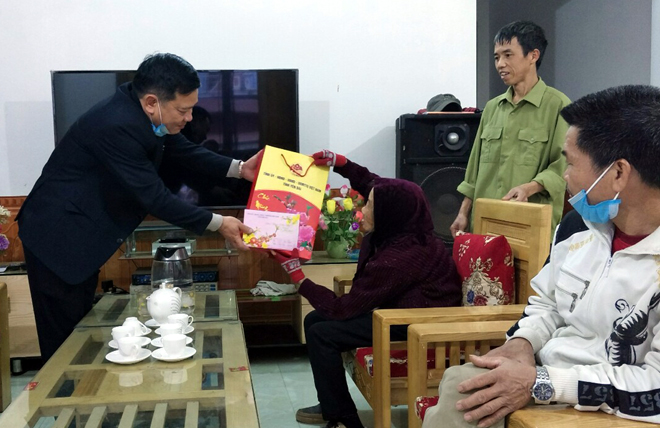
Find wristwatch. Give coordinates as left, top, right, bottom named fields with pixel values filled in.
left=531, top=366, right=555, bottom=404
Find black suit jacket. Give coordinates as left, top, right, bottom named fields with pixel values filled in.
left=18, top=83, right=234, bottom=284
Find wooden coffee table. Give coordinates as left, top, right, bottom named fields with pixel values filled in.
left=0, top=321, right=258, bottom=427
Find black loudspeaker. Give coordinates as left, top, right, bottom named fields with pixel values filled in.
left=396, top=113, right=482, bottom=246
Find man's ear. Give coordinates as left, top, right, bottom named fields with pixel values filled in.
left=529, top=48, right=541, bottom=65
left=142, top=94, right=159, bottom=114
left=612, top=159, right=632, bottom=193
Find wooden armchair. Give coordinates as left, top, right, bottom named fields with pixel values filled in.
left=0, top=282, right=11, bottom=411
left=407, top=321, right=655, bottom=428
left=335, top=198, right=553, bottom=428
left=407, top=320, right=515, bottom=428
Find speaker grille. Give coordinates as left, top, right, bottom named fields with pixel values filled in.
left=419, top=166, right=466, bottom=245
left=396, top=113, right=481, bottom=247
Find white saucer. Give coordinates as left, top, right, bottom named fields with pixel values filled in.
left=106, top=348, right=151, bottom=365
left=155, top=326, right=194, bottom=335
left=151, top=346, right=196, bottom=362
left=151, top=336, right=193, bottom=348
left=145, top=319, right=160, bottom=327
left=108, top=337, right=151, bottom=349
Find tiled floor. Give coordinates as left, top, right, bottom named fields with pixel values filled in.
left=248, top=346, right=408, bottom=428
left=8, top=346, right=408, bottom=428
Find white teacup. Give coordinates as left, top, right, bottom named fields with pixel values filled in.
left=158, top=322, right=183, bottom=337
left=168, top=313, right=193, bottom=331
left=117, top=336, right=143, bottom=359
left=123, top=317, right=149, bottom=336
left=162, top=333, right=187, bottom=357
left=112, top=325, right=134, bottom=343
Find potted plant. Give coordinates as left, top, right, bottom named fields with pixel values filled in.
left=319, top=185, right=364, bottom=258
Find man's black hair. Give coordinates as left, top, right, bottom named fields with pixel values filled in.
left=494, top=21, right=548, bottom=70
left=560, top=85, right=660, bottom=189
left=133, top=53, right=200, bottom=102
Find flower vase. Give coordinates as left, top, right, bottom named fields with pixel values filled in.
left=325, top=240, right=348, bottom=259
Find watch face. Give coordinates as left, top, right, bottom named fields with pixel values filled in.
left=533, top=383, right=554, bottom=401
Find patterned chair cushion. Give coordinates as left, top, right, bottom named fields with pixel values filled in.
left=452, top=232, right=515, bottom=306
left=355, top=347, right=436, bottom=378
left=415, top=395, right=440, bottom=420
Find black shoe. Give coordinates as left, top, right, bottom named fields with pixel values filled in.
left=296, top=403, right=326, bottom=424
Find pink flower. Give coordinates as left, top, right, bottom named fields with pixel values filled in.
left=298, top=225, right=315, bottom=244
left=319, top=217, right=328, bottom=230
left=340, top=185, right=349, bottom=197
left=299, top=212, right=309, bottom=226
left=355, top=211, right=364, bottom=222
left=325, top=184, right=331, bottom=196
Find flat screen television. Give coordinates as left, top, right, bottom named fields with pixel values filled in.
left=51, top=69, right=299, bottom=209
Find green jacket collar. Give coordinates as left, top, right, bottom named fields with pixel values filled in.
left=500, top=77, right=547, bottom=108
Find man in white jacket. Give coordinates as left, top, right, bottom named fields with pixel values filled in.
left=423, top=84, right=660, bottom=427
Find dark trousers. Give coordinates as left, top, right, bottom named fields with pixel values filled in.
left=304, top=310, right=408, bottom=423
left=24, top=246, right=98, bottom=361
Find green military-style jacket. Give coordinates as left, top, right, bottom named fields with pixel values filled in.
left=458, top=78, right=570, bottom=232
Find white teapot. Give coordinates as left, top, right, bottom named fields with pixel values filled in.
left=147, top=284, right=182, bottom=325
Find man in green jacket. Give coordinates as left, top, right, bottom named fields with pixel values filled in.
left=450, top=21, right=569, bottom=236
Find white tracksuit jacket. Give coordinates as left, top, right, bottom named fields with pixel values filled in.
left=511, top=218, right=660, bottom=423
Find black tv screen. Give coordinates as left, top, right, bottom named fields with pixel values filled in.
left=51, top=69, right=299, bottom=209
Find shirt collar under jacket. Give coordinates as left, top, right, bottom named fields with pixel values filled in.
left=580, top=217, right=660, bottom=257
left=500, top=77, right=547, bottom=108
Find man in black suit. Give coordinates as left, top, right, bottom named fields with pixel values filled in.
left=17, top=53, right=258, bottom=361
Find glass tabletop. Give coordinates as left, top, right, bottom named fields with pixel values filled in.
left=0, top=321, right=258, bottom=427
left=76, top=290, right=238, bottom=328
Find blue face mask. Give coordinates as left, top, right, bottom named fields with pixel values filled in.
left=151, top=100, right=169, bottom=137
left=568, top=162, right=621, bottom=224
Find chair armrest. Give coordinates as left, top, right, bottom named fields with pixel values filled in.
left=406, top=320, right=513, bottom=428
left=508, top=404, right=653, bottom=427
left=333, top=276, right=353, bottom=297
left=371, top=305, right=525, bottom=428
left=374, top=304, right=526, bottom=329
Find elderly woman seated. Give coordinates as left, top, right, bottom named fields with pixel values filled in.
left=273, top=150, right=462, bottom=428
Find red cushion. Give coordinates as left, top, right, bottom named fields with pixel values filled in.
left=355, top=347, right=436, bottom=378
left=452, top=232, right=515, bottom=305
left=415, top=395, right=439, bottom=420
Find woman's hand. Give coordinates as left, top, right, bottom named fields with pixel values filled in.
left=270, top=250, right=306, bottom=284
left=311, top=150, right=347, bottom=167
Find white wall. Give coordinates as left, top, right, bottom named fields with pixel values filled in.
left=554, top=0, right=652, bottom=101
left=652, top=0, right=660, bottom=86
left=0, top=0, right=477, bottom=195
left=478, top=0, right=653, bottom=104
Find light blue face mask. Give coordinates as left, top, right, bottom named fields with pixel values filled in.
left=151, top=100, right=169, bottom=137
left=568, top=162, right=621, bottom=224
